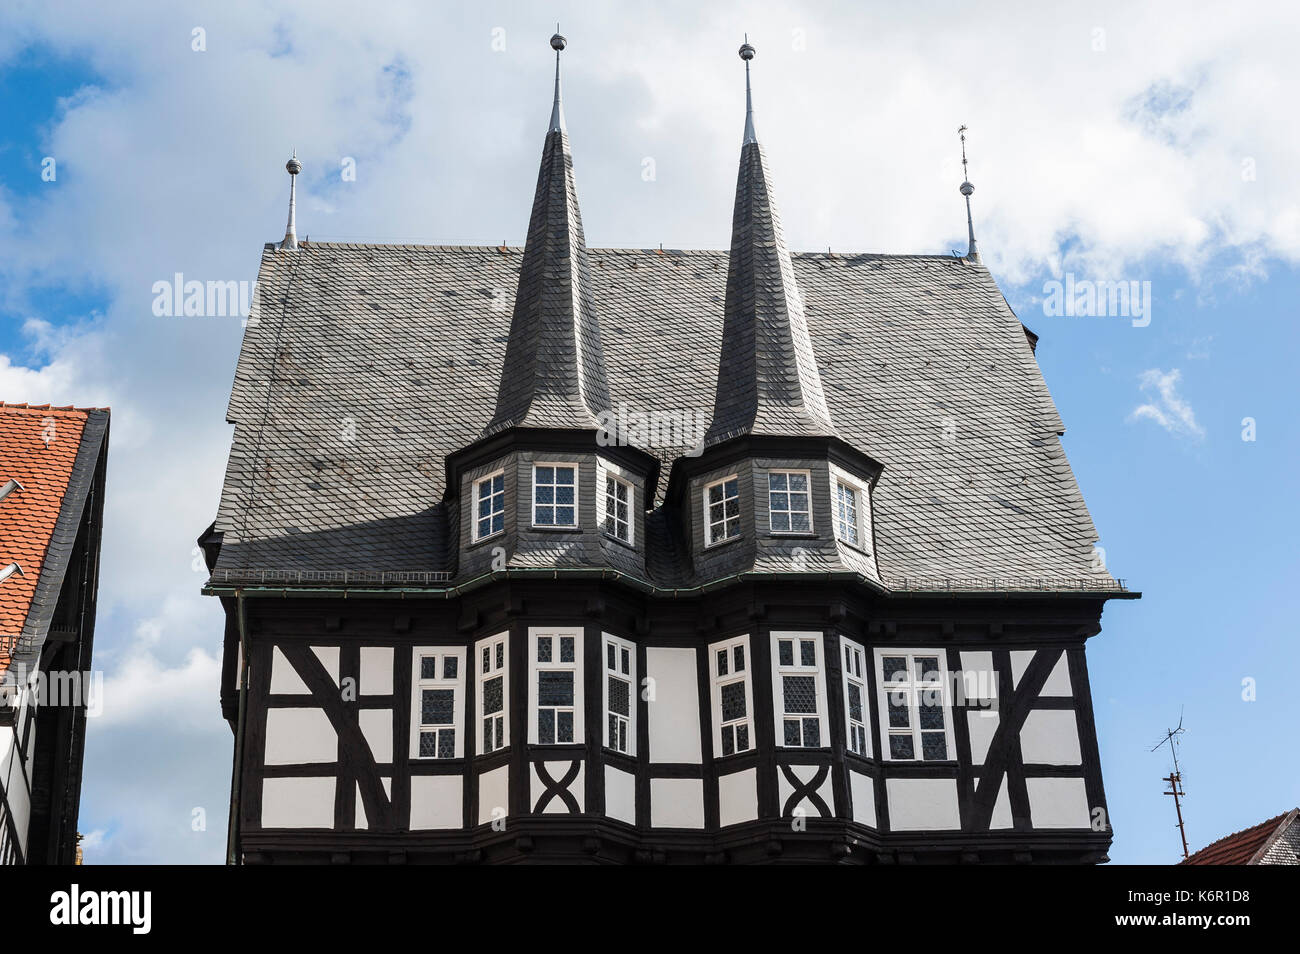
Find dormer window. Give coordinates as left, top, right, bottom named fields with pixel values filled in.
left=474, top=471, right=506, bottom=541
left=768, top=470, right=811, bottom=533
left=830, top=467, right=871, bottom=550
left=533, top=464, right=577, bottom=528
left=603, top=475, right=633, bottom=544
left=704, top=475, right=740, bottom=546
left=834, top=481, right=860, bottom=545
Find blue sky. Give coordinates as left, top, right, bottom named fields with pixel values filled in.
left=0, top=1, right=1295, bottom=864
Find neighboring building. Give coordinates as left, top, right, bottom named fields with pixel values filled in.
left=0, top=403, right=110, bottom=865
left=201, top=37, right=1135, bottom=864
left=1180, top=809, right=1300, bottom=865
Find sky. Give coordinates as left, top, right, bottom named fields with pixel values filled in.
left=0, top=0, right=1295, bottom=864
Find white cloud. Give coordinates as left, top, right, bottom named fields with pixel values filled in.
left=1130, top=368, right=1204, bottom=439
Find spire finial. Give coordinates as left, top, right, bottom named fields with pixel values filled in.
left=739, top=36, right=757, bottom=145
left=958, top=124, right=980, bottom=263
left=549, top=30, right=567, bottom=133
left=281, top=151, right=302, bottom=251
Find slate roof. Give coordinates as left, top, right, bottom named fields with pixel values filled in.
left=211, top=240, right=1120, bottom=594
left=1180, top=809, right=1300, bottom=865
left=0, top=403, right=109, bottom=675
left=705, top=137, right=838, bottom=448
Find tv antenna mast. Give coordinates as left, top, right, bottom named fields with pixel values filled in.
left=1151, top=711, right=1189, bottom=860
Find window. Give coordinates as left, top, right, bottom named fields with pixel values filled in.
left=876, top=650, right=953, bottom=761
left=834, top=482, right=859, bottom=546
left=771, top=632, right=828, bottom=748
left=474, top=471, right=505, bottom=541
left=603, top=634, right=636, bottom=755
left=530, top=628, right=583, bottom=744
left=411, top=647, right=465, bottom=759
left=603, top=475, right=633, bottom=544
left=704, top=476, right=741, bottom=546
left=477, top=633, right=509, bottom=754
left=768, top=470, right=812, bottom=533
left=842, top=639, right=870, bottom=756
left=533, top=464, right=577, bottom=527
left=709, top=635, right=753, bottom=756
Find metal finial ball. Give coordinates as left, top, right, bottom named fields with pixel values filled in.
left=960, top=181, right=974, bottom=196
left=286, top=156, right=302, bottom=176
left=739, top=41, right=755, bottom=61
left=551, top=33, right=566, bottom=51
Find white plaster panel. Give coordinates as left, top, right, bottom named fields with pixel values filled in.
left=270, top=647, right=309, bottom=694
left=1027, top=777, right=1092, bottom=828
left=264, top=707, right=337, bottom=765
left=354, top=777, right=392, bottom=829
left=966, top=710, right=999, bottom=765
left=604, top=766, right=636, bottom=825
left=478, top=765, right=509, bottom=826
left=718, top=767, right=758, bottom=827
left=1010, top=650, right=1033, bottom=689
left=849, top=770, right=876, bottom=828
left=886, top=777, right=961, bottom=831
left=358, top=708, right=392, bottom=764
left=311, top=646, right=340, bottom=684
left=650, top=777, right=705, bottom=829
left=1041, top=654, right=1073, bottom=697
left=958, top=650, right=997, bottom=704
left=1020, top=710, right=1082, bottom=765
left=778, top=763, right=834, bottom=817
left=991, top=777, right=1013, bottom=829
left=531, top=761, right=584, bottom=814
left=262, top=776, right=335, bottom=828
left=410, top=775, right=463, bottom=829
left=360, top=647, right=394, bottom=696
left=646, top=647, right=701, bottom=764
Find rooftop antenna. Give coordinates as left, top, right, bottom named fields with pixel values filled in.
left=957, top=125, right=979, bottom=263
left=740, top=35, right=757, bottom=145
left=1151, top=710, right=1190, bottom=860
left=281, top=150, right=302, bottom=251
left=549, top=27, right=566, bottom=133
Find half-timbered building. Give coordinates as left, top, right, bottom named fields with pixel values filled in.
left=0, top=403, right=109, bottom=865
left=201, top=36, right=1136, bottom=864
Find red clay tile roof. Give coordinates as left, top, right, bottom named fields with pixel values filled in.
left=1180, top=809, right=1298, bottom=865
left=0, top=403, right=100, bottom=674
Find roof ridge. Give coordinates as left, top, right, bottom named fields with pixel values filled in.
left=0, top=403, right=110, bottom=415
left=262, top=240, right=970, bottom=261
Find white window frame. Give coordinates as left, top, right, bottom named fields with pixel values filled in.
left=767, top=469, right=814, bottom=535
left=708, top=635, right=754, bottom=757
left=770, top=632, right=829, bottom=748
left=602, top=633, right=637, bottom=755
left=532, top=462, right=579, bottom=528
left=830, top=465, right=870, bottom=550
left=410, top=647, right=466, bottom=759
left=841, top=638, right=871, bottom=757
left=703, top=474, right=741, bottom=547
left=601, top=473, right=634, bottom=546
left=472, top=470, right=506, bottom=542
left=476, top=633, right=509, bottom=754
left=528, top=627, right=584, bottom=745
left=874, top=648, right=955, bottom=762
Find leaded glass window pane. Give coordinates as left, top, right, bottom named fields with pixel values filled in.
left=778, top=640, right=794, bottom=667
left=608, top=676, right=630, bottom=717
left=783, top=675, right=817, bottom=714
left=442, top=656, right=457, bottom=680
left=420, top=656, right=438, bottom=680
left=538, top=671, right=574, bottom=706
left=921, top=731, right=948, bottom=760
left=421, top=688, right=453, bottom=726
left=800, top=639, right=816, bottom=667
left=720, top=681, right=746, bottom=721
left=890, top=734, right=915, bottom=759
left=483, top=676, right=503, bottom=716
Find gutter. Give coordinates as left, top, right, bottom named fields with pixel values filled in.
left=203, top=567, right=1136, bottom=601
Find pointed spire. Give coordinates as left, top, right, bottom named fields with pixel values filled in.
left=958, top=125, right=980, bottom=263
left=281, top=151, right=301, bottom=251
left=483, top=34, right=610, bottom=437
left=704, top=40, right=838, bottom=449
left=740, top=36, right=756, bottom=144
left=549, top=29, right=566, bottom=133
